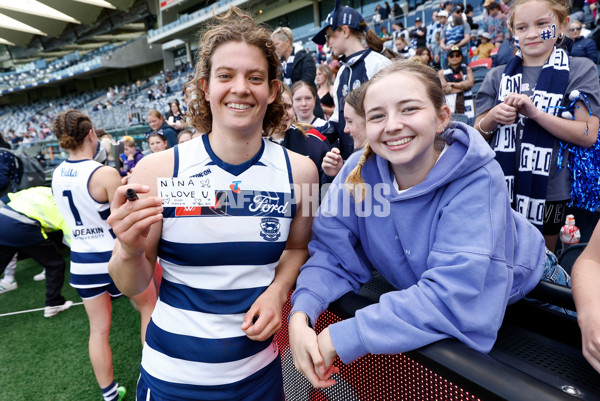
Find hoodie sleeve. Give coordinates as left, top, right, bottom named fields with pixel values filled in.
left=290, top=159, right=375, bottom=326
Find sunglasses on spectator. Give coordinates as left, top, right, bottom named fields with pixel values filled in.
left=569, top=27, right=582, bottom=31
left=448, top=53, right=462, bottom=58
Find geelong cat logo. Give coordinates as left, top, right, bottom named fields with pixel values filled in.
left=259, top=218, right=281, bottom=241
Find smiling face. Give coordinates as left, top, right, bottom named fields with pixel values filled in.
left=292, top=85, right=316, bottom=123
left=344, top=104, right=367, bottom=149
left=511, top=0, right=566, bottom=65
left=364, top=71, right=450, bottom=187
left=147, top=115, right=163, bottom=131
left=148, top=135, right=167, bottom=153
left=201, top=41, right=278, bottom=137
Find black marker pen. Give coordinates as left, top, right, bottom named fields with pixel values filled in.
left=126, top=188, right=139, bottom=201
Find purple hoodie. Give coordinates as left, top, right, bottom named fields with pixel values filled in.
left=291, top=122, right=545, bottom=364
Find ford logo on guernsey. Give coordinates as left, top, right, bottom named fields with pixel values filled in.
left=248, top=194, right=290, bottom=215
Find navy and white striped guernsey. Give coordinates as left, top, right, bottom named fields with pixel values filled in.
left=140, top=135, right=295, bottom=400
left=443, top=64, right=474, bottom=118
left=52, top=159, right=115, bottom=288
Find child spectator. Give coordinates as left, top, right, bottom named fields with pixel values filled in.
left=321, top=86, right=367, bottom=179
left=119, top=137, right=143, bottom=177
left=474, top=32, right=496, bottom=59
left=292, top=81, right=327, bottom=128
left=272, top=85, right=330, bottom=179
left=395, top=35, right=416, bottom=58
left=146, top=132, right=168, bottom=154
left=475, top=0, right=600, bottom=251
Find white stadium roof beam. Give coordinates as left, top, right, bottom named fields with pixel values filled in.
left=72, top=0, right=116, bottom=9
left=0, top=37, right=14, bottom=45
left=0, top=13, right=46, bottom=36
left=0, top=1, right=81, bottom=24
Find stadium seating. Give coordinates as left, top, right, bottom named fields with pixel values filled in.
left=469, top=57, right=493, bottom=69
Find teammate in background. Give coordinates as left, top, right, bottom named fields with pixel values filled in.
left=52, top=110, right=157, bottom=401
left=474, top=0, right=600, bottom=251
left=312, top=1, right=390, bottom=160
left=107, top=7, right=317, bottom=400
left=573, top=222, right=600, bottom=374
left=322, top=86, right=367, bottom=179
left=289, top=62, right=556, bottom=388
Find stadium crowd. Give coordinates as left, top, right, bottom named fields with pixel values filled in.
left=2, top=0, right=600, bottom=399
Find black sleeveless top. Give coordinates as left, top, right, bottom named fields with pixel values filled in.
left=319, top=91, right=334, bottom=107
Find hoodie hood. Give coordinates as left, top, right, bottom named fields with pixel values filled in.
left=368, top=122, right=496, bottom=201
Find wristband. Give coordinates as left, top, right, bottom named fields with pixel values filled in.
left=478, top=117, right=496, bottom=135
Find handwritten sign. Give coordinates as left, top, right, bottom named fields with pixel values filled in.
left=157, top=177, right=215, bottom=207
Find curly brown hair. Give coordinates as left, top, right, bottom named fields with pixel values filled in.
left=184, top=7, right=285, bottom=136
left=53, top=110, right=93, bottom=151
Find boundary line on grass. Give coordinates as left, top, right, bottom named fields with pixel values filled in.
left=0, top=301, right=84, bottom=317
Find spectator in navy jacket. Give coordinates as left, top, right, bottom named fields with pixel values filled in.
left=146, top=110, right=177, bottom=148
left=272, top=27, right=324, bottom=118
left=568, top=20, right=598, bottom=63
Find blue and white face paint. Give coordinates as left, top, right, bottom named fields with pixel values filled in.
left=540, top=24, right=557, bottom=40
left=514, top=36, right=521, bottom=50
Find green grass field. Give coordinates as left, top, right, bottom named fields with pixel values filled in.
left=0, top=250, right=143, bottom=401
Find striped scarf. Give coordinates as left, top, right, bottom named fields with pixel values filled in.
left=492, top=47, right=569, bottom=231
